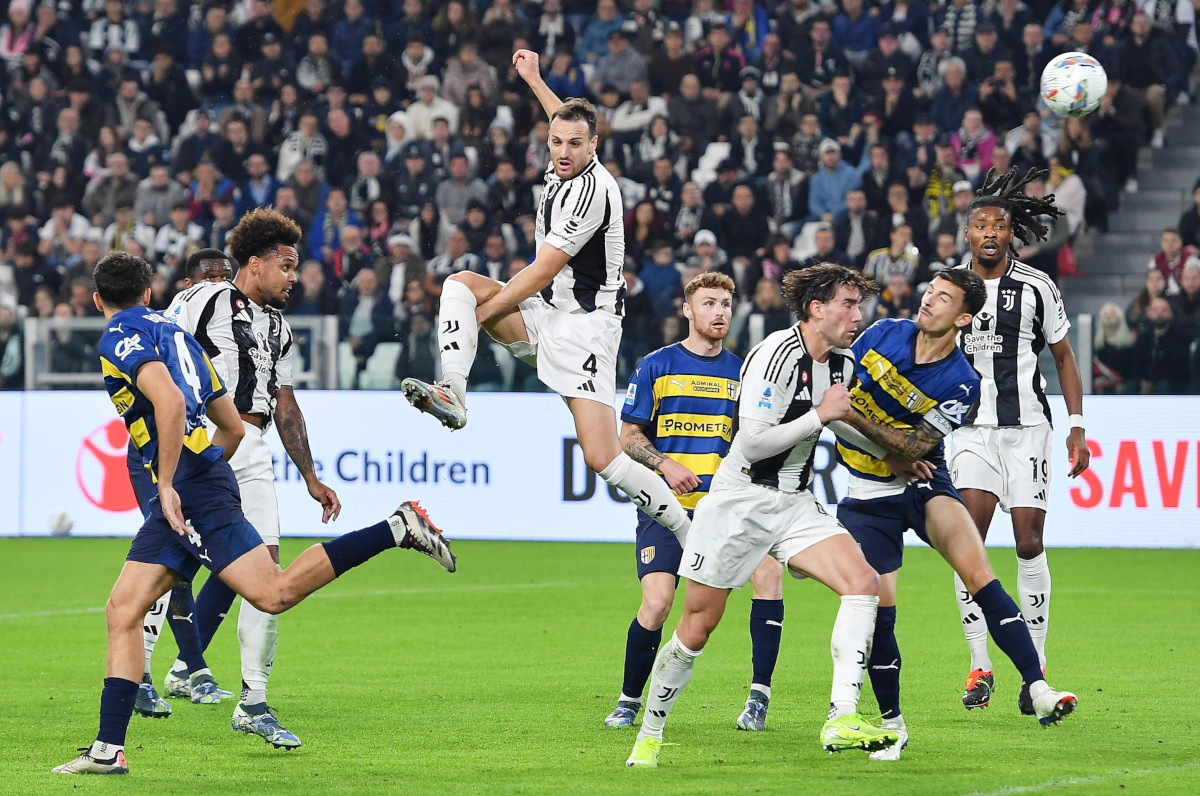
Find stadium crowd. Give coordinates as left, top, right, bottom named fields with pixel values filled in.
left=0, top=0, right=1196, bottom=393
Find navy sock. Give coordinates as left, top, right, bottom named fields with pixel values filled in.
left=749, top=598, right=784, bottom=689
left=621, top=617, right=662, bottom=701
left=97, top=677, right=139, bottom=746
left=868, top=605, right=901, bottom=720
left=166, top=584, right=208, bottom=674
left=195, top=573, right=237, bottom=654
left=322, top=520, right=396, bottom=577
left=974, top=579, right=1044, bottom=685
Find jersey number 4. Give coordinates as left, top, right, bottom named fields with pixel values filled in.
left=174, top=331, right=204, bottom=402
left=582, top=353, right=598, bottom=377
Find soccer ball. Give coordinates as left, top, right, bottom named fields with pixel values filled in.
left=50, top=511, right=74, bottom=537
left=1040, top=52, right=1108, bottom=117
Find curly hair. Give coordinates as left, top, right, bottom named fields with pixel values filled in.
left=684, top=271, right=736, bottom=301
left=227, top=207, right=302, bottom=267
left=782, top=264, right=878, bottom=321
left=93, top=251, right=153, bottom=309
left=969, top=166, right=1064, bottom=246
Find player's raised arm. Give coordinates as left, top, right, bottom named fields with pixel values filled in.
left=137, top=360, right=190, bottom=536
left=513, top=49, right=563, bottom=117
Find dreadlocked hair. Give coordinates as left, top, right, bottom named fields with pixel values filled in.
left=968, top=166, right=1064, bottom=246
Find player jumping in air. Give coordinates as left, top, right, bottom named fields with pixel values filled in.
left=53, top=252, right=454, bottom=775
left=159, top=211, right=343, bottom=748
left=833, top=271, right=1078, bottom=762
left=950, top=168, right=1090, bottom=713
left=130, top=250, right=238, bottom=719
left=626, top=266, right=897, bottom=768
left=401, top=49, right=691, bottom=545
left=606, top=273, right=785, bottom=733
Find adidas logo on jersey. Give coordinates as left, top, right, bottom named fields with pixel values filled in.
left=797, top=386, right=811, bottom=401
left=577, top=380, right=596, bottom=393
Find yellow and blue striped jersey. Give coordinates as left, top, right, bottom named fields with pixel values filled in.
left=621, top=344, right=742, bottom=511
left=839, top=318, right=980, bottom=491
left=98, top=307, right=227, bottom=484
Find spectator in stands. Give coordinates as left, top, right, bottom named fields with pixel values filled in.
left=410, top=201, right=453, bottom=262
left=703, top=158, right=742, bottom=212
left=442, top=41, right=497, bottom=107
left=1179, top=179, right=1200, bottom=249
left=310, top=188, right=361, bottom=267
left=652, top=22, right=696, bottom=98
left=1119, top=12, right=1174, bottom=149
left=760, top=147, right=809, bottom=240
left=795, top=16, right=846, bottom=100
left=529, top=0, right=576, bottom=61
left=637, top=239, right=686, bottom=316
left=833, top=187, right=876, bottom=266
left=717, top=184, right=771, bottom=260
left=620, top=263, right=659, bottom=368
left=593, top=24, right=648, bottom=97
left=864, top=223, right=920, bottom=284
left=832, top=0, right=881, bottom=66
left=1131, top=296, right=1191, bottom=393
left=859, top=24, right=913, bottom=95
left=951, top=107, right=997, bottom=181
left=434, top=153, right=488, bottom=227
left=331, top=0, right=374, bottom=71
left=580, top=0, right=625, bottom=63
left=1092, top=75, right=1146, bottom=193
left=82, top=151, right=138, bottom=227
left=800, top=222, right=853, bottom=270
left=1148, top=227, right=1195, bottom=293
left=763, top=70, right=810, bottom=142
left=872, top=271, right=920, bottom=322
left=1127, top=266, right=1168, bottom=329
left=103, top=200, right=155, bottom=260
left=333, top=224, right=375, bottom=284
left=394, top=310, right=439, bottom=386
left=459, top=200, right=497, bottom=255
left=695, top=19, right=745, bottom=99
left=211, top=118, right=259, bottom=186
left=0, top=305, right=21, bottom=389
left=13, top=241, right=60, bottom=306
left=915, top=26, right=954, bottom=102
left=425, top=228, right=483, bottom=298
left=1014, top=23, right=1053, bottom=99
left=155, top=201, right=202, bottom=283
left=977, top=58, right=1023, bottom=133
left=0, top=162, right=30, bottom=217
left=736, top=277, right=792, bottom=352
left=933, top=179, right=976, bottom=254
left=644, top=157, right=684, bottom=222
left=668, top=74, right=719, bottom=161
left=199, top=32, right=241, bottom=107
left=132, top=164, right=183, bottom=230
left=297, top=30, right=341, bottom=99
left=859, top=143, right=897, bottom=214
left=1170, top=259, right=1200, bottom=338
left=962, top=21, right=1009, bottom=84
left=249, top=33, right=296, bottom=106
left=187, top=3, right=231, bottom=68
left=89, top=0, right=139, bottom=66
left=817, top=71, right=865, bottom=147
left=408, top=76, right=460, bottom=140
left=931, top=58, right=977, bottom=134
left=476, top=232, right=509, bottom=282
left=808, top=138, right=862, bottom=222
left=626, top=200, right=667, bottom=267
left=277, top=111, right=328, bottom=183
left=37, top=199, right=89, bottom=270
left=376, top=233, right=422, bottom=304
left=339, top=267, right=394, bottom=366
left=877, top=180, right=930, bottom=251
left=399, top=33, right=435, bottom=98
left=761, top=234, right=800, bottom=279
left=392, top=275, right=436, bottom=334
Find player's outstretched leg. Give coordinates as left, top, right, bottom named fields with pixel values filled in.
left=738, top=558, right=784, bottom=732
left=133, top=594, right=171, bottom=719
left=955, top=571, right=995, bottom=709
left=402, top=277, right=482, bottom=429
left=233, top=601, right=290, bottom=747
left=927, top=498, right=1076, bottom=726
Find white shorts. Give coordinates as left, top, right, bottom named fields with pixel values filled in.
left=498, top=295, right=621, bottom=403
left=228, top=420, right=281, bottom=546
left=679, top=475, right=849, bottom=589
left=950, top=424, right=1052, bottom=513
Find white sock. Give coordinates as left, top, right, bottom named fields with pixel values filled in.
left=598, top=452, right=690, bottom=541
left=829, top=595, right=878, bottom=719
left=88, top=740, right=122, bottom=760
left=189, top=667, right=212, bottom=681
left=619, top=692, right=642, bottom=704
left=637, top=632, right=702, bottom=741
left=171, top=657, right=187, bottom=675
left=142, top=594, right=169, bottom=678
left=751, top=683, right=771, bottom=699
left=1016, top=552, right=1051, bottom=669
left=955, top=572, right=993, bottom=672
left=237, top=601, right=278, bottom=706
left=882, top=713, right=905, bottom=729
left=437, top=278, right=479, bottom=403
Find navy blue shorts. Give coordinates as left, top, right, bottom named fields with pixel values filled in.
left=837, top=458, right=961, bottom=575
left=127, top=444, right=155, bottom=520
left=634, top=511, right=686, bottom=580
left=127, top=461, right=263, bottom=583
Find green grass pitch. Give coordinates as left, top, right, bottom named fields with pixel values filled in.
left=1, top=538, right=1198, bottom=795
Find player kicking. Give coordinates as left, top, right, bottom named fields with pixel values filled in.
left=129, top=250, right=238, bottom=719
left=950, top=169, right=1090, bottom=713
left=605, top=273, right=785, bottom=733
left=401, top=49, right=691, bottom=546
left=626, top=265, right=898, bottom=768
left=159, top=211, right=344, bottom=748
left=54, top=252, right=454, bottom=775
left=833, top=271, right=1077, bottom=762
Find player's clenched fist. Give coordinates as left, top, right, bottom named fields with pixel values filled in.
left=815, top=383, right=852, bottom=423
left=512, top=49, right=540, bottom=81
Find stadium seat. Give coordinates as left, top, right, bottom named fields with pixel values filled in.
left=337, top=342, right=358, bottom=390
left=692, top=142, right=731, bottom=190
left=358, top=343, right=402, bottom=390
left=791, top=221, right=825, bottom=262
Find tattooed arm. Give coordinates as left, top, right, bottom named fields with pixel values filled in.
left=274, top=386, right=342, bottom=523
left=620, top=420, right=701, bottom=495
left=841, top=407, right=945, bottom=462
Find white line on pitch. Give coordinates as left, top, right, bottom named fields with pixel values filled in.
left=0, top=581, right=581, bottom=621
left=962, top=761, right=1200, bottom=795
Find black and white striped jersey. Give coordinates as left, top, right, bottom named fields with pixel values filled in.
left=165, top=281, right=293, bottom=424
left=955, top=260, right=1069, bottom=427
left=536, top=155, right=626, bottom=316
left=719, top=327, right=855, bottom=493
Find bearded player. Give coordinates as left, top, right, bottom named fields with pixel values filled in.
left=950, top=169, right=1090, bottom=714
left=401, top=49, right=692, bottom=547
left=606, top=273, right=785, bottom=734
